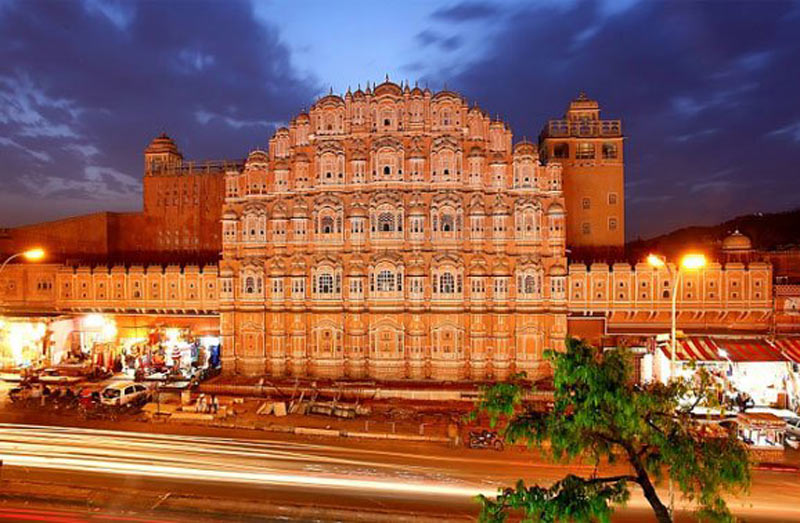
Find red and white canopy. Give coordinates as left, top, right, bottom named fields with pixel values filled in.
left=662, top=336, right=789, bottom=362
left=772, top=338, right=800, bottom=363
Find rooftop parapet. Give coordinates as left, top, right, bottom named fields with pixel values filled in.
left=541, top=118, right=622, bottom=139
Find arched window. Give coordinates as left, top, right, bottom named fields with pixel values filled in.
left=440, top=272, right=455, bottom=294
left=378, top=212, right=395, bottom=232
left=441, top=214, right=454, bottom=232
left=376, top=270, right=395, bottom=292
left=318, top=274, right=334, bottom=294
left=245, top=277, right=255, bottom=294
left=383, top=165, right=391, bottom=176
left=524, top=275, right=536, bottom=294
left=321, top=216, right=334, bottom=234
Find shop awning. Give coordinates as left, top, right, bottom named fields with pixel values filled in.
left=663, top=337, right=789, bottom=362
left=772, top=338, right=800, bottom=363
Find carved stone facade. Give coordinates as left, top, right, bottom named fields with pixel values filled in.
left=219, top=81, right=568, bottom=379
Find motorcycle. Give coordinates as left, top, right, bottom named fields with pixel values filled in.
left=468, top=430, right=504, bottom=451
left=78, top=390, right=119, bottom=421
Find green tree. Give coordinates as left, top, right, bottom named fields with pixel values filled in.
left=472, top=338, right=750, bottom=523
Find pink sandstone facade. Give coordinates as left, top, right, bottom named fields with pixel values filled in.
left=218, top=82, right=568, bottom=379
left=0, top=80, right=794, bottom=378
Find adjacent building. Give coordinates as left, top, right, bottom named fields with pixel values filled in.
left=539, top=93, right=625, bottom=255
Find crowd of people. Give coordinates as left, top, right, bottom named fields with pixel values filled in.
left=194, top=393, right=219, bottom=414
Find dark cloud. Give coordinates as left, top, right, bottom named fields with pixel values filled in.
left=415, top=29, right=463, bottom=52
left=1, top=0, right=799, bottom=241
left=0, top=0, right=318, bottom=226
left=431, top=1, right=499, bottom=22
left=416, top=29, right=440, bottom=46
left=429, top=1, right=800, bottom=238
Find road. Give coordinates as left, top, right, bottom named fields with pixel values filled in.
left=0, top=423, right=799, bottom=522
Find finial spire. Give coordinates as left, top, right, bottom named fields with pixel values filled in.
left=385, top=73, right=390, bottom=82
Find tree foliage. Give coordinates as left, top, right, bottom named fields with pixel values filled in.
left=472, top=338, right=750, bottom=522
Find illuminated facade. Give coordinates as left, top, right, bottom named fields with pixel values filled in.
left=219, top=81, right=568, bottom=379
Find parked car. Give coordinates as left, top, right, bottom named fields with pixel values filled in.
left=8, top=383, right=50, bottom=405
left=100, top=382, right=151, bottom=407
left=786, top=418, right=800, bottom=438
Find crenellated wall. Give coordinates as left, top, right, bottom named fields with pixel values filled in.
left=567, top=261, right=773, bottom=334
left=0, top=263, right=219, bottom=314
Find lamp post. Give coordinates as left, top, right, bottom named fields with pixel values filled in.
left=647, top=253, right=707, bottom=380
left=647, top=252, right=707, bottom=518
left=0, top=248, right=46, bottom=276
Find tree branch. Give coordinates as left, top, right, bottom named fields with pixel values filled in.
left=584, top=475, right=638, bottom=485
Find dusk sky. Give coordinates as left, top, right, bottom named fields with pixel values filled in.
left=1, top=0, right=799, bottom=239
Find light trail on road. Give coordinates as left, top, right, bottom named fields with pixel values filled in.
left=1, top=422, right=798, bottom=522
left=0, top=423, right=498, bottom=499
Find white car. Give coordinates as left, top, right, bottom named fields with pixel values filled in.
left=787, top=418, right=800, bottom=438
left=101, top=382, right=151, bottom=407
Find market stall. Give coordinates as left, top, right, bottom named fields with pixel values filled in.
left=737, top=412, right=785, bottom=456
left=654, top=336, right=798, bottom=409
left=0, top=316, right=74, bottom=371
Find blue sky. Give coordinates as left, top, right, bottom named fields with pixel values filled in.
left=1, top=0, right=799, bottom=239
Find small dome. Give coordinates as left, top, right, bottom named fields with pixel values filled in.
left=492, top=260, right=511, bottom=276
left=569, top=92, right=600, bottom=111
left=432, top=90, right=461, bottom=102
left=513, top=140, right=536, bottom=155
left=292, top=200, right=309, bottom=217
left=468, top=145, right=485, bottom=158
left=407, top=264, right=426, bottom=277
left=145, top=133, right=181, bottom=156
left=469, top=264, right=487, bottom=277
left=348, top=264, right=366, bottom=277
left=549, top=264, right=567, bottom=277
left=246, top=149, right=268, bottom=165
left=722, top=230, right=753, bottom=251
left=408, top=200, right=426, bottom=215
left=269, top=259, right=286, bottom=276
left=489, top=152, right=506, bottom=165
left=316, top=93, right=344, bottom=106
left=491, top=196, right=510, bottom=215
left=547, top=203, right=565, bottom=215
left=349, top=205, right=367, bottom=218
left=373, top=78, right=402, bottom=97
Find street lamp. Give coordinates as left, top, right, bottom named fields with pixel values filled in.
left=647, top=252, right=707, bottom=380
left=0, top=248, right=46, bottom=275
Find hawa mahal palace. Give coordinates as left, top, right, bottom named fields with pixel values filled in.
left=1, top=79, right=793, bottom=379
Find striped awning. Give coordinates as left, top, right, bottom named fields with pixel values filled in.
left=663, top=336, right=788, bottom=362
left=772, top=338, right=800, bottom=363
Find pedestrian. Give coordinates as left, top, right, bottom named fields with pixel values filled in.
left=211, top=394, right=219, bottom=414
left=195, top=394, right=205, bottom=413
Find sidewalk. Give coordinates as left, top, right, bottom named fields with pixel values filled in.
left=149, top=394, right=461, bottom=443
